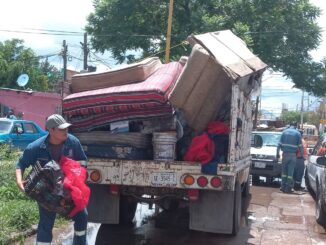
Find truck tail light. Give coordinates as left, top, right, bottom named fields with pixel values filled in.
left=183, top=174, right=195, bottom=186
left=210, top=176, right=221, bottom=188
left=187, top=189, right=199, bottom=201
left=109, top=185, right=120, bottom=195
left=90, top=170, right=101, bottom=183
left=197, top=176, right=208, bottom=187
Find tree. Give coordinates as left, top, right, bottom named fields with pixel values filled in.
left=39, top=58, right=63, bottom=91
left=85, top=0, right=326, bottom=96
left=0, top=39, right=49, bottom=91
left=280, top=110, right=320, bottom=128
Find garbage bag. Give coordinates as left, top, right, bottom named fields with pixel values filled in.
left=24, top=160, right=74, bottom=217
left=60, top=156, right=90, bottom=217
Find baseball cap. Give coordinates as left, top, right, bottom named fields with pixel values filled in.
left=46, top=114, right=71, bottom=130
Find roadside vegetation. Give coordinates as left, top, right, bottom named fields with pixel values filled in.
left=0, top=144, right=68, bottom=244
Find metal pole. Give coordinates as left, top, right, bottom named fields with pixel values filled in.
left=300, top=90, right=304, bottom=129
left=63, top=40, right=67, bottom=82
left=60, top=40, right=68, bottom=113
left=253, top=96, right=260, bottom=129
left=165, top=0, right=174, bottom=64
left=83, top=33, right=88, bottom=71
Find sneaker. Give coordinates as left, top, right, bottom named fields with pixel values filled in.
left=294, top=186, right=305, bottom=191
left=284, top=188, right=294, bottom=194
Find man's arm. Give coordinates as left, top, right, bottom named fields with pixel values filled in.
left=297, top=133, right=304, bottom=158
left=15, top=168, right=25, bottom=192
left=70, top=135, right=88, bottom=167
left=15, top=146, right=35, bottom=192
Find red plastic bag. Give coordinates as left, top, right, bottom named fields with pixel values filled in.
left=183, top=133, right=215, bottom=164
left=60, top=157, right=90, bottom=217
left=207, top=121, right=229, bottom=135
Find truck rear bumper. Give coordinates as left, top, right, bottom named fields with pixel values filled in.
left=86, top=158, right=251, bottom=192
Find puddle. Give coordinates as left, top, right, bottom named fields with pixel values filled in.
left=60, top=203, right=155, bottom=244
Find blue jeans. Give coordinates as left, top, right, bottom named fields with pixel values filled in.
left=281, top=152, right=297, bottom=192
left=37, top=204, right=88, bottom=244
left=294, top=158, right=305, bottom=186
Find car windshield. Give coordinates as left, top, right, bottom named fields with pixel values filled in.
left=0, top=121, right=12, bottom=133
left=252, top=132, right=281, bottom=147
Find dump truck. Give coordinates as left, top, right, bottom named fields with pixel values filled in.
left=63, top=30, right=267, bottom=235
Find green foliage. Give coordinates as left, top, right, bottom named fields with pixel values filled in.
left=0, top=39, right=50, bottom=91
left=0, top=145, right=37, bottom=243
left=85, top=0, right=326, bottom=96
left=0, top=143, right=20, bottom=162
left=280, top=110, right=320, bottom=128
left=0, top=145, right=70, bottom=243
left=40, top=59, right=63, bottom=90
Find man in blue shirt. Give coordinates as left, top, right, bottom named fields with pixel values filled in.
left=15, top=114, right=88, bottom=245
left=277, top=122, right=304, bottom=194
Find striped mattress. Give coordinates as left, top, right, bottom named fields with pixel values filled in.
left=63, top=62, right=183, bottom=132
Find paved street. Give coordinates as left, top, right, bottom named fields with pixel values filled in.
left=23, top=184, right=326, bottom=245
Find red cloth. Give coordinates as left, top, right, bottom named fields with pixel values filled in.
left=207, top=121, right=229, bottom=135
left=183, top=133, right=215, bottom=164
left=60, top=157, right=90, bottom=217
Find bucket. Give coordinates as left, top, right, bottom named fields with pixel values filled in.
left=153, top=131, right=177, bottom=161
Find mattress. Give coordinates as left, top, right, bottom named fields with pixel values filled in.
left=169, top=45, right=231, bottom=132
left=169, top=31, right=267, bottom=132
left=69, top=106, right=173, bottom=132
left=63, top=62, right=183, bottom=131
left=71, top=57, right=162, bottom=93
left=73, top=132, right=152, bottom=149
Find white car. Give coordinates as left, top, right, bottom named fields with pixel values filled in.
left=250, top=131, right=282, bottom=184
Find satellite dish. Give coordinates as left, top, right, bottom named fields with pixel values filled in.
left=16, top=74, right=29, bottom=87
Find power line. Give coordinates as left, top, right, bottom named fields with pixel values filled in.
left=1, top=27, right=325, bottom=38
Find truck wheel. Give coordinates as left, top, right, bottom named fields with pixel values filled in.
left=119, top=195, right=138, bottom=226
left=304, top=170, right=315, bottom=200
left=242, top=178, right=250, bottom=198
left=232, top=182, right=242, bottom=235
left=265, top=176, right=273, bottom=185
left=316, top=187, right=326, bottom=228
left=252, top=175, right=260, bottom=185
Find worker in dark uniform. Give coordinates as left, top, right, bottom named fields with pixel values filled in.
left=277, top=122, right=303, bottom=193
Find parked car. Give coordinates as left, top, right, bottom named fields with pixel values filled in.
left=250, top=131, right=282, bottom=184
left=305, top=135, right=326, bottom=228
left=0, top=118, right=47, bottom=150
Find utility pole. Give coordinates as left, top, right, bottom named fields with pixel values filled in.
left=300, top=90, right=304, bottom=129
left=62, top=40, right=68, bottom=82
left=82, top=33, right=88, bottom=71
left=253, top=96, right=260, bottom=129
left=165, top=0, right=174, bottom=64
left=60, top=40, right=68, bottom=111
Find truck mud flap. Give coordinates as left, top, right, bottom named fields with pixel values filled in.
left=189, top=189, right=236, bottom=234
left=87, top=184, right=120, bottom=224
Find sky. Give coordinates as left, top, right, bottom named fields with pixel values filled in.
left=0, top=0, right=325, bottom=116
left=260, top=0, right=326, bottom=118
left=0, top=0, right=104, bottom=71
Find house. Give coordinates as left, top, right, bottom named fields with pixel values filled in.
left=0, top=88, right=61, bottom=129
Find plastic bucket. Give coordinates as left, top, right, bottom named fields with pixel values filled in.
left=153, top=131, right=177, bottom=161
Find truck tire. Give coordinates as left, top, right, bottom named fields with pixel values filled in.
left=316, top=186, right=326, bottom=228
left=242, top=177, right=250, bottom=198
left=252, top=175, right=260, bottom=185
left=232, top=182, right=242, bottom=235
left=119, top=195, right=137, bottom=226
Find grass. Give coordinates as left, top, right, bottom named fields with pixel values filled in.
left=0, top=144, right=69, bottom=244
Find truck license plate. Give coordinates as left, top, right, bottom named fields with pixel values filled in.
left=254, top=162, right=266, bottom=168
left=151, top=172, right=177, bottom=186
